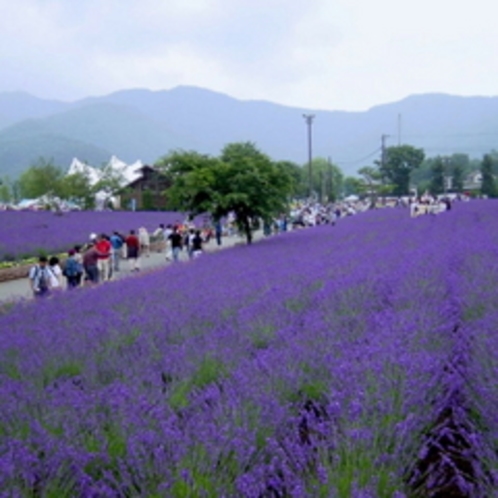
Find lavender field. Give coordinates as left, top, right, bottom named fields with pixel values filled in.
left=1, top=202, right=498, bottom=497
left=0, top=211, right=195, bottom=261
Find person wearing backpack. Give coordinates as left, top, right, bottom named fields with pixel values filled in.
left=110, top=231, right=124, bottom=273
left=29, top=256, right=54, bottom=298
left=63, top=249, right=83, bottom=289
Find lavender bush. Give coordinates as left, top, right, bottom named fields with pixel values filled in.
left=0, top=201, right=497, bottom=496
left=0, top=211, right=200, bottom=261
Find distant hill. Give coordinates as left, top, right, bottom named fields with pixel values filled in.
left=1, top=86, right=498, bottom=178
left=0, top=92, right=69, bottom=130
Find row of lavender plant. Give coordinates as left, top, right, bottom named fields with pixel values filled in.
left=0, top=202, right=497, bottom=496
left=0, top=211, right=197, bottom=261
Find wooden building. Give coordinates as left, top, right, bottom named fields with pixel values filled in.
left=119, top=165, right=171, bottom=210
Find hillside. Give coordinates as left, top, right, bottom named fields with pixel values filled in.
left=0, top=87, right=498, bottom=178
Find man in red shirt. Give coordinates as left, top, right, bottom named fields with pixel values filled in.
left=125, top=229, right=140, bottom=271
left=95, top=234, right=112, bottom=281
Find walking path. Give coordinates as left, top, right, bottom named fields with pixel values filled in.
left=0, top=232, right=262, bottom=303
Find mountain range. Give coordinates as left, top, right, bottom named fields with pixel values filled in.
left=0, top=86, right=497, bottom=179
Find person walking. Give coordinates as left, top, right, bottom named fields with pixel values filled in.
left=83, top=243, right=100, bottom=285
left=63, top=249, right=83, bottom=289
left=138, top=227, right=150, bottom=257
left=164, top=224, right=174, bottom=260
left=125, top=230, right=140, bottom=271
left=29, top=256, right=54, bottom=298
left=185, top=228, right=196, bottom=260
left=215, top=221, right=222, bottom=246
left=110, top=231, right=124, bottom=273
left=192, top=230, right=204, bottom=258
left=153, top=223, right=166, bottom=253
left=95, top=234, right=112, bottom=281
left=73, top=245, right=84, bottom=287
left=168, top=227, right=183, bottom=262
left=48, top=256, right=64, bottom=291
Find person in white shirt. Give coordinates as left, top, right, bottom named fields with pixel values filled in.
left=164, top=224, right=174, bottom=260
left=49, top=256, right=64, bottom=290
left=29, top=256, right=55, bottom=297
left=138, top=227, right=150, bottom=257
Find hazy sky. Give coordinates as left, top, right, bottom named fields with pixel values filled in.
left=1, top=0, right=496, bottom=111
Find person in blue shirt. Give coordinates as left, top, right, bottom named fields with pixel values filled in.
left=110, top=231, right=124, bottom=272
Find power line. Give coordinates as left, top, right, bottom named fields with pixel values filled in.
left=401, top=132, right=498, bottom=139
left=335, top=147, right=381, bottom=166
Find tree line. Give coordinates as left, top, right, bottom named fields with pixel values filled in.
left=1, top=143, right=497, bottom=212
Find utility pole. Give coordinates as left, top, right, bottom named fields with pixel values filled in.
left=303, top=114, right=315, bottom=199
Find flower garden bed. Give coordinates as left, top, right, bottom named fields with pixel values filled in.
left=0, top=242, right=164, bottom=283
left=0, top=210, right=198, bottom=262
left=1, top=202, right=497, bottom=496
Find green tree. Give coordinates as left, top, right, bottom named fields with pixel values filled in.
left=166, top=143, right=294, bottom=244
left=380, top=145, right=425, bottom=196
left=0, top=178, right=12, bottom=203
left=58, top=170, right=95, bottom=208
left=429, top=157, right=445, bottom=195
left=452, top=163, right=464, bottom=192
left=299, top=158, right=343, bottom=201
left=18, top=158, right=65, bottom=199
left=274, top=161, right=302, bottom=198
left=92, top=164, right=126, bottom=207
left=357, top=166, right=393, bottom=204
left=163, top=150, right=220, bottom=216
left=480, top=154, right=497, bottom=197
left=343, top=176, right=363, bottom=197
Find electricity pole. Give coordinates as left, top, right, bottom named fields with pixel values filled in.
left=303, top=114, right=315, bottom=199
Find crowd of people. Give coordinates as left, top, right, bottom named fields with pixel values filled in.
left=26, top=193, right=470, bottom=298
left=28, top=222, right=218, bottom=298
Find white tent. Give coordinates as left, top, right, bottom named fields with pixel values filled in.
left=67, top=158, right=101, bottom=186
left=67, top=156, right=144, bottom=189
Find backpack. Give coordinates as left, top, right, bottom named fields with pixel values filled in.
left=63, top=258, right=82, bottom=278
left=33, top=265, right=49, bottom=292
left=111, top=234, right=124, bottom=249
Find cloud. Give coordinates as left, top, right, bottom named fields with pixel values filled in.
left=0, top=0, right=497, bottom=110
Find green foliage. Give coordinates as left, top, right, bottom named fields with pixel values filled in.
left=480, top=154, right=497, bottom=197
left=274, top=160, right=302, bottom=198
left=357, top=166, right=394, bottom=202
left=380, top=145, right=425, bottom=196
left=164, top=142, right=295, bottom=243
left=0, top=178, right=12, bottom=203
left=343, top=176, right=363, bottom=196
left=18, top=158, right=65, bottom=199
left=452, top=164, right=464, bottom=192
left=41, top=360, right=83, bottom=388
left=429, top=157, right=445, bottom=195
left=300, top=158, right=344, bottom=201
left=169, top=357, right=228, bottom=411
left=58, top=170, right=95, bottom=208
left=93, top=164, right=126, bottom=203
left=162, top=150, right=219, bottom=216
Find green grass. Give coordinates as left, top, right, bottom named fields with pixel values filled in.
left=169, top=357, right=228, bottom=411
